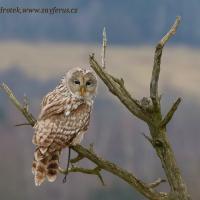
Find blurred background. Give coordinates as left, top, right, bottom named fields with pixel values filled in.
left=0, top=0, right=200, bottom=199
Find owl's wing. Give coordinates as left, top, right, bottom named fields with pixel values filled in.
left=33, top=87, right=68, bottom=147
left=39, top=86, right=84, bottom=120
left=39, top=88, right=67, bottom=120
left=33, top=118, right=57, bottom=149
left=33, top=86, right=84, bottom=148
left=52, top=104, right=91, bottom=147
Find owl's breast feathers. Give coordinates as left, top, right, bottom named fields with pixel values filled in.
left=32, top=82, right=93, bottom=148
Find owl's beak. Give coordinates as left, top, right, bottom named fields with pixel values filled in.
left=80, top=86, right=86, bottom=96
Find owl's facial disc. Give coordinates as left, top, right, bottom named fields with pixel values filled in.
left=67, top=68, right=97, bottom=99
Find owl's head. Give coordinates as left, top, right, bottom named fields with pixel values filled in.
left=66, top=67, right=97, bottom=99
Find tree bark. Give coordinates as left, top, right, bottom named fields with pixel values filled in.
left=148, top=120, right=190, bottom=200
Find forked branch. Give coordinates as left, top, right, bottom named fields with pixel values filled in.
left=161, top=97, right=182, bottom=127
left=89, top=54, right=153, bottom=125
left=150, top=16, right=181, bottom=108
left=148, top=178, right=166, bottom=188
left=89, top=17, right=190, bottom=200
left=1, top=83, right=36, bottom=126
left=59, top=166, right=105, bottom=186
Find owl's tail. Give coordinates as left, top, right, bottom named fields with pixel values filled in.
left=32, top=147, right=60, bottom=186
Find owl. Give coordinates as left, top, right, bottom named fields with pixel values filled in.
left=32, top=67, right=97, bottom=186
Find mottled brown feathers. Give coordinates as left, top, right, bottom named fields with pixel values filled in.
left=32, top=68, right=97, bottom=186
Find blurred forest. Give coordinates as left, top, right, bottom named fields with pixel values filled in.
left=0, top=44, right=200, bottom=199
left=0, top=0, right=200, bottom=200
left=0, top=0, right=199, bottom=45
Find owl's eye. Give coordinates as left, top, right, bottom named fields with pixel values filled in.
left=86, top=81, right=92, bottom=86
left=74, top=80, right=80, bottom=85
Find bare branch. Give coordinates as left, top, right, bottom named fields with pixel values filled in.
left=1, top=83, right=36, bottom=126
left=70, top=153, right=84, bottom=164
left=89, top=54, right=153, bottom=125
left=150, top=16, right=181, bottom=108
left=72, top=145, right=167, bottom=200
left=160, top=98, right=181, bottom=128
left=89, top=143, right=95, bottom=153
left=109, top=74, right=124, bottom=87
left=141, top=132, right=153, bottom=145
left=148, top=178, right=166, bottom=188
left=23, top=93, right=29, bottom=112
left=14, top=123, right=32, bottom=127
left=101, top=27, right=107, bottom=69
left=59, top=166, right=105, bottom=186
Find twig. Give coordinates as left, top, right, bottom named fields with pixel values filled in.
left=89, top=143, right=95, bottom=153
left=141, top=132, right=153, bottom=145
left=109, top=74, right=124, bottom=87
left=101, top=27, right=107, bottom=69
left=59, top=166, right=105, bottom=186
left=160, top=98, right=181, bottom=128
left=70, top=153, right=84, bottom=164
left=148, top=178, right=166, bottom=188
left=23, top=93, right=29, bottom=112
left=14, top=123, right=32, bottom=127
left=1, top=83, right=36, bottom=126
left=150, top=16, right=181, bottom=108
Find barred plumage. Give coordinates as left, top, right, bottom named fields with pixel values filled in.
left=32, top=67, right=97, bottom=186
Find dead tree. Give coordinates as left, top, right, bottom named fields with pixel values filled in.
left=1, top=17, right=191, bottom=200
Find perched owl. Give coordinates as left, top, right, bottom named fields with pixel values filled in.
left=32, top=67, right=97, bottom=186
